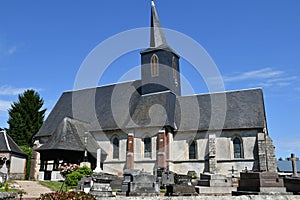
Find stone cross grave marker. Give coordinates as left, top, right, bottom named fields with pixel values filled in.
left=93, top=148, right=102, bottom=173
left=229, top=166, right=238, bottom=177
left=287, top=153, right=298, bottom=177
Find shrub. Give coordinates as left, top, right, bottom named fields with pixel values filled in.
left=60, top=164, right=93, bottom=187
left=66, top=171, right=83, bottom=186
left=77, top=166, right=93, bottom=176
left=38, top=191, right=95, bottom=200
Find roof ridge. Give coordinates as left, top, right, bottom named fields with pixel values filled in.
left=3, top=131, right=11, bottom=151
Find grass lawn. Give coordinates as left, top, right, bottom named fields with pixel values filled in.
left=39, top=181, right=76, bottom=192
left=0, top=188, right=19, bottom=192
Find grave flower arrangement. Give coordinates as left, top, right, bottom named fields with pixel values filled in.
left=59, top=163, right=79, bottom=178
left=38, top=191, right=95, bottom=200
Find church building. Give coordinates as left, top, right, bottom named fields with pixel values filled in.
left=32, top=1, right=278, bottom=181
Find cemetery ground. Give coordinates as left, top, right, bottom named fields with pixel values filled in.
left=0, top=180, right=297, bottom=199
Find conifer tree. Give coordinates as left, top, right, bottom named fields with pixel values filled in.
left=6, top=89, right=46, bottom=147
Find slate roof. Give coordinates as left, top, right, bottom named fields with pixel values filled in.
left=0, top=131, right=26, bottom=157
left=36, top=80, right=141, bottom=137
left=37, top=117, right=106, bottom=159
left=277, top=160, right=300, bottom=173
left=35, top=82, right=266, bottom=140
left=176, top=88, right=266, bottom=131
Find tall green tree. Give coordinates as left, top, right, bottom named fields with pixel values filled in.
left=6, top=89, right=46, bottom=147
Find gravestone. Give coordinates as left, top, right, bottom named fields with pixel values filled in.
left=77, top=176, right=92, bottom=193
left=0, top=157, right=9, bottom=183
left=89, top=149, right=115, bottom=197
left=208, top=134, right=217, bottom=174
left=196, top=173, right=236, bottom=195
left=155, top=168, right=174, bottom=188
left=165, top=173, right=197, bottom=196
left=283, top=153, right=300, bottom=194
left=195, top=134, right=237, bottom=195
left=161, top=170, right=174, bottom=186
left=89, top=173, right=115, bottom=197
left=93, top=148, right=102, bottom=173
left=235, top=171, right=287, bottom=195
left=122, top=169, right=159, bottom=196
left=287, top=153, right=298, bottom=177
left=228, top=166, right=239, bottom=187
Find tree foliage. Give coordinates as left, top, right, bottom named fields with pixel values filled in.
left=6, top=89, right=46, bottom=147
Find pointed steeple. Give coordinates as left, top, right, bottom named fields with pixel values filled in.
left=150, top=0, right=167, bottom=48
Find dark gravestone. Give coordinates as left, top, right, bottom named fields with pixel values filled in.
left=165, top=173, right=197, bottom=196
left=122, top=169, right=159, bottom=196
left=236, top=171, right=287, bottom=194
left=166, top=184, right=197, bottom=196
left=283, top=176, right=300, bottom=194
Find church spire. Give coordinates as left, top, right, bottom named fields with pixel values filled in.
left=150, top=0, right=167, bottom=48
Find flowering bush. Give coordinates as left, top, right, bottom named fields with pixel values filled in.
left=59, top=163, right=79, bottom=177
left=37, top=191, right=95, bottom=200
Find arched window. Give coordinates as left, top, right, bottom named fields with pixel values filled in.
left=144, top=136, right=152, bottom=158
left=233, top=137, right=242, bottom=158
left=151, top=54, right=159, bottom=77
left=172, top=56, right=178, bottom=85
left=189, top=141, right=196, bottom=159
left=113, top=137, right=119, bottom=159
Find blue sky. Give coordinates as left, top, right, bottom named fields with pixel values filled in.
left=0, top=1, right=299, bottom=159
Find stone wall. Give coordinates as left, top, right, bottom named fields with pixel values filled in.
left=9, top=173, right=24, bottom=180
left=172, top=129, right=259, bottom=176
left=10, top=155, right=26, bottom=174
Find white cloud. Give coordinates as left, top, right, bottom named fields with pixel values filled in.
left=0, top=100, right=11, bottom=112
left=7, top=46, right=17, bottom=55
left=223, top=68, right=284, bottom=82
left=0, top=41, right=17, bottom=56
left=0, top=85, right=38, bottom=96
left=223, top=68, right=297, bottom=88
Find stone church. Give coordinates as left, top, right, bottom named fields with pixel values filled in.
left=32, top=1, right=277, bottom=181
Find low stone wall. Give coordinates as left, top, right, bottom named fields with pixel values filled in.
left=96, top=195, right=300, bottom=200
left=9, top=173, right=24, bottom=180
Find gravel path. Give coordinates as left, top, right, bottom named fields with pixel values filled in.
left=15, top=180, right=53, bottom=199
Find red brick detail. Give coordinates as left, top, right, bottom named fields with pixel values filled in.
left=126, top=134, right=134, bottom=169
left=157, top=130, right=166, bottom=168
left=165, top=128, right=170, bottom=168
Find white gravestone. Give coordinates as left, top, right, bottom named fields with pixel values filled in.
left=93, top=148, right=102, bottom=173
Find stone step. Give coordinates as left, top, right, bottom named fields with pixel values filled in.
left=195, top=186, right=237, bottom=195
left=200, top=173, right=228, bottom=180
left=198, top=179, right=231, bottom=187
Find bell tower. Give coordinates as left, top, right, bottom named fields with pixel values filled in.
left=140, top=0, right=181, bottom=96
